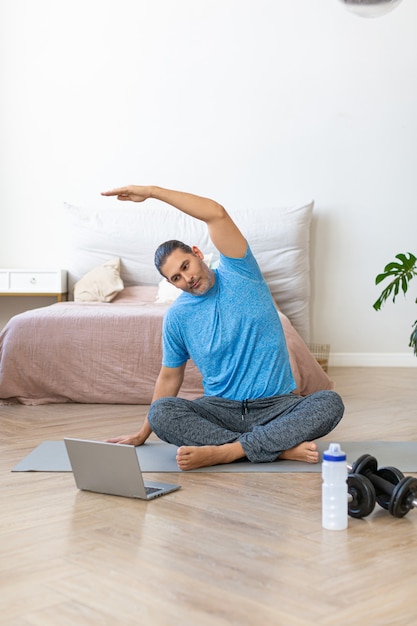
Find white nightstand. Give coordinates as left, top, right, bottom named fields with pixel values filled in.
left=0, top=268, right=68, bottom=302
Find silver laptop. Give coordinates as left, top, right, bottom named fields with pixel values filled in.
left=64, top=438, right=181, bottom=500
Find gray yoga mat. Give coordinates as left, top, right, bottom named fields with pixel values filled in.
left=11, top=440, right=417, bottom=473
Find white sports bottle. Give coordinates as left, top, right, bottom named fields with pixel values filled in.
left=322, top=443, right=348, bottom=530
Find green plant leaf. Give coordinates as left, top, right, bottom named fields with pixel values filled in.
left=374, top=253, right=417, bottom=356
left=373, top=252, right=417, bottom=309
left=384, top=262, right=403, bottom=272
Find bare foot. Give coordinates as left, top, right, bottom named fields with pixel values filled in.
left=176, top=442, right=245, bottom=471
left=280, top=441, right=319, bottom=464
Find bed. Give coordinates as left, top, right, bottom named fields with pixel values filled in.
left=0, top=199, right=334, bottom=405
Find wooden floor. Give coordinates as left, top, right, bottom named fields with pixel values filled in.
left=1, top=367, right=417, bottom=625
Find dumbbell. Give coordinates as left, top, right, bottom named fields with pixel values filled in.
left=347, top=472, right=376, bottom=518
left=349, top=454, right=417, bottom=518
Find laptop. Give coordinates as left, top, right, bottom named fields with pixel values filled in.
left=64, top=438, right=181, bottom=500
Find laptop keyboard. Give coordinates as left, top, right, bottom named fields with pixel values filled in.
left=145, top=486, right=162, bottom=496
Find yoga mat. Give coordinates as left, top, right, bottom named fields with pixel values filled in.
left=11, top=440, right=417, bottom=473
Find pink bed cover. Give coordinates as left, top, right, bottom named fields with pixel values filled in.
left=0, top=286, right=333, bottom=405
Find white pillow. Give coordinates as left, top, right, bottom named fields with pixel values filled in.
left=155, top=279, right=181, bottom=304
left=73, top=257, right=124, bottom=302
left=64, top=201, right=313, bottom=340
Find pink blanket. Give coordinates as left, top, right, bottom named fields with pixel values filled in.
left=0, top=286, right=333, bottom=405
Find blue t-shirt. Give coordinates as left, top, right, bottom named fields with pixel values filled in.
left=162, top=245, right=295, bottom=401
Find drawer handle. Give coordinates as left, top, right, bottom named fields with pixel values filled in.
left=30, top=277, right=37, bottom=284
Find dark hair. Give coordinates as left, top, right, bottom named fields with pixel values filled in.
left=154, top=240, right=193, bottom=276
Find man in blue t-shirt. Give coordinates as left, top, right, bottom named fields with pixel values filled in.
left=103, top=185, right=344, bottom=470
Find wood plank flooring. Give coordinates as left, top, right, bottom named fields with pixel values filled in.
left=1, top=367, right=417, bottom=625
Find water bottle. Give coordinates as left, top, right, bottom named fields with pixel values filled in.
left=322, top=443, right=348, bottom=530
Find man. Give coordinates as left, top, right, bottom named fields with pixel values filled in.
left=101, top=185, right=344, bottom=470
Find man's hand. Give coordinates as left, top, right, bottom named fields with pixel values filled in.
left=106, top=430, right=149, bottom=447
left=106, top=414, right=153, bottom=446
left=101, top=185, right=152, bottom=203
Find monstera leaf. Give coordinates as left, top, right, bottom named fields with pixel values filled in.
left=373, top=252, right=417, bottom=356
left=373, top=253, right=417, bottom=309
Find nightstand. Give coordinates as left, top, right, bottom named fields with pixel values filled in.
left=0, top=268, right=68, bottom=302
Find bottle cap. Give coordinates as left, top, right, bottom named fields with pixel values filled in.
left=323, top=442, right=346, bottom=462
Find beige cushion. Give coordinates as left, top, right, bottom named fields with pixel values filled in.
left=73, top=257, right=124, bottom=302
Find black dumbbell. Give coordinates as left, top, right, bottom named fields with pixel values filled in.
left=373, top=466, right=405, bottom=510
left=349, top=455, right=405, bottom=510
left=347, top=473, right=376, bottom=518
left=350, top=454, right=417, bottom=518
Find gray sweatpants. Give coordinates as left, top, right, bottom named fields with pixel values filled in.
left=148, top=390, right=344, bottom=463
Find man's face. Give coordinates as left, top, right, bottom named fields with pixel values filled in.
left=161, top=246, right=214, bottom=296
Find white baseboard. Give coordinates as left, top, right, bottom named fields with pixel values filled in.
left=329, top=353, right=417, bottom=367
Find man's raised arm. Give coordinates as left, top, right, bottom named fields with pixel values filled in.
left=101, top=185, right=247, bottom=259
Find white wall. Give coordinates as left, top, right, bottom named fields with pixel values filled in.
left=1, top=0, right=416, bottom=365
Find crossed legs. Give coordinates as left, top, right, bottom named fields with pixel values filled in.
left=148, top=390, right=344, bottom=470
